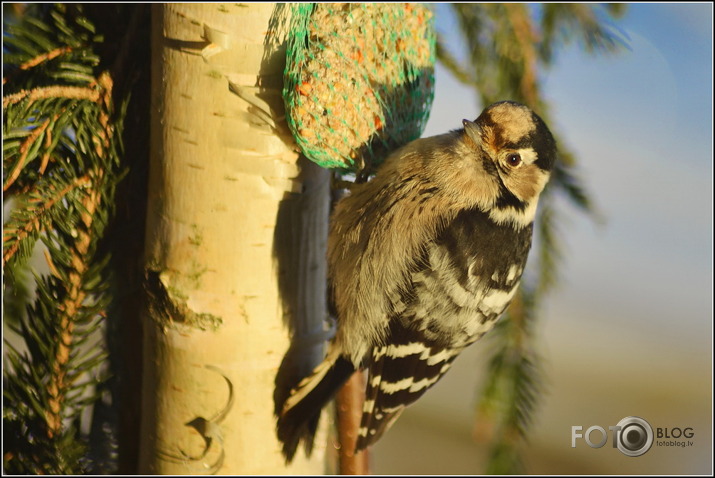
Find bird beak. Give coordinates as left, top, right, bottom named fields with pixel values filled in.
left=462, top=119, right=482, bottom=147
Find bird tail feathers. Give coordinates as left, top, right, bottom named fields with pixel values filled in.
left=277, top=344, right=356, bottom=462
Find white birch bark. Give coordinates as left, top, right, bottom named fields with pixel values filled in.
left=139, top=4, right=329, bottom=474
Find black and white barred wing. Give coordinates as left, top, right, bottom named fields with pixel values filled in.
left=356, top=208, right=532, bottom=450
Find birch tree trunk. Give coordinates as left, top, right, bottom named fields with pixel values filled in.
left=140, top=4, right=329, bottom=474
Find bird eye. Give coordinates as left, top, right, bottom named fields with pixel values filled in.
left=506, top=153, right=522, bottom=167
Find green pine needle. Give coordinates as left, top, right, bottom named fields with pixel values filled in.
left=3, top=4, right=126, bottom=474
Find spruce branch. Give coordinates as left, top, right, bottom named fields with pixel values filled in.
left=434, top=37, right=477, bottom=87
left=3, top=116, right=51, bottom=191
left=533, top=198, right=563, bottom=298
left=3, top=174, right=92, bottom=267
left=3, top=81, right=112, bottom=196
left=44, top=170, right=104, bottom=438
left=3, top=85, right=101, bottom=109
left=439, top=4, right=627, bottom=473
left=2, top=46, right=74, bottom=84
left=3, top=4, right=127, bottom=474
left=503, top=4, right=539, bottom=107
left=474, top=290, right=543, bottom=475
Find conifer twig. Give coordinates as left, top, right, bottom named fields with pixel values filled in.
left=3, top=175, right=92, bottom=267
left=504, top=4, right=539, bottom=107
left=46, top=171, right=103, bottom=437
left=3, top=118, right=51, bottom=191
left=11, top=46, right=74, bottom=79
left=3, top=85, right=101, bottom=109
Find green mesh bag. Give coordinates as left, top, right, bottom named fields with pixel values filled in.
left=283, top=3, right=436, bottom=172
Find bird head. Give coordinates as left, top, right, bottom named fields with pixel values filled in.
left=461, top=101, right=557, bottom=227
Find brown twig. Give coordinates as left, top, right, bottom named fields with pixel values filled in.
left=3, top=85, right=101, bottom=109
left=2, top=47, right=74, bottom=85
left=38, top=121, right=53, bottom=175
left=21, top=46, right=73, bottom=71
left=42, top=70, right=115, bottom=438
left=3, top=117, right=51, bottom=191
left=45, top=170, right=104, bottom=437
left=335, top=370, right=369, bottom=475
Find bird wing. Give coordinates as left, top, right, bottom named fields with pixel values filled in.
left=355, top=207, right=533, bottom=451
left=356, top=319, right=463, bottom=451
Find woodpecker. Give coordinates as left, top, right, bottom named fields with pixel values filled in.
left=276, top=100, right=557, bottom=461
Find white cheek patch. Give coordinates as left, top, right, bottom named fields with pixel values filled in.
left=517, top=147, right=538, bottom=166
left=531, top=167, right=550, bottom=194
